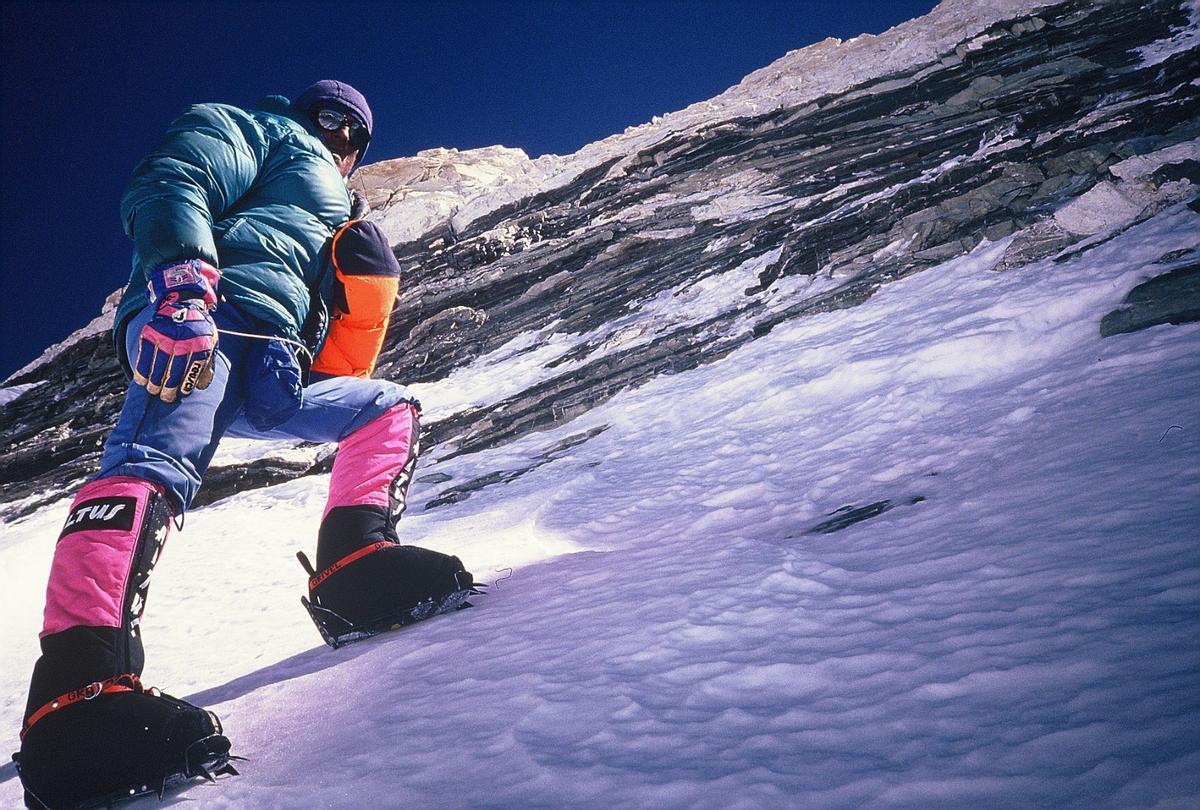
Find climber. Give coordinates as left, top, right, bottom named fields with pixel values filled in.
left=14, top=80, right=474, bottom=809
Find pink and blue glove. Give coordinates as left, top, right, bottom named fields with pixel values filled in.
left=132, top=259, right=221, bottom=403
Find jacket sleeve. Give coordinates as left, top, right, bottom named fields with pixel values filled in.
left=120, top=103, right=268, bottom=272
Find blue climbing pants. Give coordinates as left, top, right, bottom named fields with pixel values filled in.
left=96, top=302, right=417, bottom=514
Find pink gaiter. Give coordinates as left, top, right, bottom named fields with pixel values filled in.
left=42, top=476, right=169, bottom=638
left=324, top=402, right=420, bottom=519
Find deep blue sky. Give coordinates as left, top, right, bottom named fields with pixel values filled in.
left=0, top=0, right=937, bottom=381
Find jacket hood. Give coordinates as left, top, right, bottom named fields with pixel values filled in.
left=257, top=94, right=370, bottom=171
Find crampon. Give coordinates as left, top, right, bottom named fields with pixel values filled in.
left=13, top=675, right=243, bottom=809
left=298, top=547, right=484, bottom=649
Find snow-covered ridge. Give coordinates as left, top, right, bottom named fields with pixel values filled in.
left=363, top=0, right=1065, bottom=241
left=556, top=0, right=1059, bottom=169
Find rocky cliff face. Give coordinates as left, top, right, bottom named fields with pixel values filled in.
left=1, top=0, right=1197, bottom=521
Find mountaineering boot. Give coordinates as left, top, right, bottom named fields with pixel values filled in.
left=300, top=402, right=479, bottom=647
left=14, top=476, right=237, bottom=807
left=301, top=504, right=478, bottom=647
left=15, top=674, right=236, bottom=809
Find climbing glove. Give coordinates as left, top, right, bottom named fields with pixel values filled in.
left=132, top=259, right=221, bottom=403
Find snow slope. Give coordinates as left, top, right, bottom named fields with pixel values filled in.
left=2, top=199, right=1197, bottom=807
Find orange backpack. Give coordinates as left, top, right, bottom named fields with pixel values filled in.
left=311, top=220, right=400, bottom=378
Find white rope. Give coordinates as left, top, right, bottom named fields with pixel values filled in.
left=215, top=327, right=314, bottom=363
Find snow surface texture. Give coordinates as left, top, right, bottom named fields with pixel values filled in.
left=2, top=203, right=1197, bottom=807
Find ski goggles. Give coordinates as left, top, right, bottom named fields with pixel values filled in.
left=314, top=108, right=370, bottom=148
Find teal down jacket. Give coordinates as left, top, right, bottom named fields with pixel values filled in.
left=114, top=95, right=352, bottom=362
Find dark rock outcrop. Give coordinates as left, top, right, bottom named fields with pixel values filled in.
left=1100, top=257, right=1200, bottom=336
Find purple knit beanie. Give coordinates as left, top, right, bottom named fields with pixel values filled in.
left=295, top=80, right=374, bottom=161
